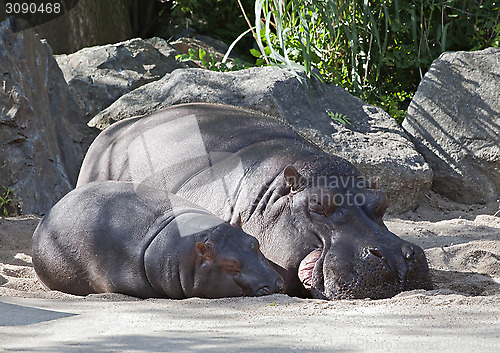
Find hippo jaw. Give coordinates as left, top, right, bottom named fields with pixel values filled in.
left=298, top=247, right=401, bottom=300
left=297, top=238, right=432, bottom=300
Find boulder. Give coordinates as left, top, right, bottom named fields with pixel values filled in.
left=32, top=0, right=133, bottom=54
left=170, top=35, right=233, bottom=65
left=55, top=37, right=192, bottom=121
left=0, top=26, right=95, bottom=215
left=90, top=67, right=432, bottom=213
left=403, top=48, right=500, bottom=204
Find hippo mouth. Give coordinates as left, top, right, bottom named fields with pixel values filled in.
left=298, top=248, right=323, bottom=291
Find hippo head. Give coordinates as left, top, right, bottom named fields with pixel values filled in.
left=264, top=165, right=432, bottom=300
left=192, top=221, right=284, bottom=298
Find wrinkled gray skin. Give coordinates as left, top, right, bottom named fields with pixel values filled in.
left=32, top=181, right=283, bottom=299
left=77, top=103, right=432, bottom=299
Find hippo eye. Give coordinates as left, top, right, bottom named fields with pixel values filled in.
left=222, top=258, right=241, bottom=276
left=308, top=191, right=336, bottom=216
left=308, top=195, right=324, bottom=214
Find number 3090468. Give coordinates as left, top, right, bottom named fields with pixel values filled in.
left=5, top=2, right=61, bottom=14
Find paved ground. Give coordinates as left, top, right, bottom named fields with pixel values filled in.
left=1, top=293, right=499, bottom=352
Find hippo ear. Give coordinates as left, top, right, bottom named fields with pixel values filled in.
left=196, top=242, right=214, bottom=261
left=364, top=190, right=388, bottom=223
left=284, top=166, right=305, bottom=192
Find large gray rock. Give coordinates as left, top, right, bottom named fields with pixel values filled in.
left=403, top=48, right=500, bottom=204
left=0, top=26, right=95, bottom=215
left=55, top=37, right=192, bottom=121
left=90, top=67, right=432, bottom=213
left=33, top=0, right=133, bottom=54
left=170, top=35, right=235, bottom=66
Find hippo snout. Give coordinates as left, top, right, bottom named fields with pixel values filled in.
left=360, top=242, right=431, bottom=295
left=256, top=286, right=271, bottom=296
left=359, top=246, right=400, bottom=296
left=255, top=277, right=284, bottom=296
left=399, top=243, right=432, bottom=290
left=401, top=244, right=416, bottom=260
left=357, top=241, right=432, bottom=298
left=300, top=236, right=432, bottom=300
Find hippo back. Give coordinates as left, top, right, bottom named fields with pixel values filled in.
left=77, top=103, right=358, bottom=222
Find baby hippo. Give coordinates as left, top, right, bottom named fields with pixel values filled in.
left=32, top=181, right=283, bottom=299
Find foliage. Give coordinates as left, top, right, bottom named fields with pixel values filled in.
left=244, top=0, right=500, bottom=123
left=176, top=48, right=249, bottom=71
left=327, top=110, right=351, bottom=125
left=168, top=0, right=256, bottom=58
left=0, top=186, right=14, bottom=217
left=164, top=1, right=499, bottom=122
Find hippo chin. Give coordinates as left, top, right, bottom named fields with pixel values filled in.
left=32, top=181, right=283, bottom=299
left=77, top=103, right=432, bottom=300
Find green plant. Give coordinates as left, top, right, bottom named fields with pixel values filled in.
left=238, top=0, right=500, bottom=123
left=176, top=48, right=249, bottom=71
left=0, top=186, right=14, bottom=216
left=327, top=110, right=351, bottom=125
left=168, top=0, right=256, bottom=59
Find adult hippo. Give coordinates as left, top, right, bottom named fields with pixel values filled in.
left=77, top=103, right=432, bottom=299
left=32, top=181, right=283, bottom=298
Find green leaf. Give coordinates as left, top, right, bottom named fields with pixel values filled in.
left=327, top=110, right=351, bottom=125
left=250, top=48, right=262, bottom=58
left=198, top=49, right=207, bottom=61
left=175, top=54, right=188, bottom=62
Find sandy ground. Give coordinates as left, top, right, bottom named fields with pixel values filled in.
left=1, top=192, right=499, bottom=352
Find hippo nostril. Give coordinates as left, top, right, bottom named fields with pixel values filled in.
left=256, top=286, right=271, bottom=296
left=402, top=244, right=416, bottom=260
left=367, top=247, right=384, bottom=259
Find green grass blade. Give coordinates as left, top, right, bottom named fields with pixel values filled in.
left=222, top=26, right=256, bottom=64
